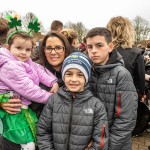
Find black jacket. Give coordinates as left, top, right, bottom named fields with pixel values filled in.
left=117, top=46, right=145, bottom=95
left=89, top=50, right=138, bottom=150
left=37, top=86, right=108, bottom=150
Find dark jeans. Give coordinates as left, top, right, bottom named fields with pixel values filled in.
left=0, top=135, right=21, bottom=150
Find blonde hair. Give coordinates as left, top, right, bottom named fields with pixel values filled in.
left=61, top=28, right=78, bottom=46
left=107, top=16, right=134, bottom=49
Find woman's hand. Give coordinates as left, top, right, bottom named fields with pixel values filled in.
left=0, top=99, right=22, bottom=114
left=50, top=82, right=59, bottom=93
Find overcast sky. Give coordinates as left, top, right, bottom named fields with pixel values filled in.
left=1, top=0, right=150, bottom=31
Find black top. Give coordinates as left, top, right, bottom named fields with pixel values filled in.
left=117, top=46, right=145, bottom=95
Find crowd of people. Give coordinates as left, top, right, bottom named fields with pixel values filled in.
left=0, top=16, right=149, bottom=150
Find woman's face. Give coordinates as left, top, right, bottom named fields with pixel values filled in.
left=45, top=37, right=66, bottom=71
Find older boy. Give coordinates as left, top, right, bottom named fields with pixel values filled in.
left=85, top=27, right=138, bottom=150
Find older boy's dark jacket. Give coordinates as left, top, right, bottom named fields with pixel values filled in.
left=89, top=50, right=138, bottom=150
left=37, top=86, right=108, bottom=150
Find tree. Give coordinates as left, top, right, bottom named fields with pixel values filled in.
left=0, top=10, right=17, bottom=18
left=64, top=21, right=89, bottom=43
left=21, top=12, right=46, bottom=34
left=132, top=16, right=150, bottom=44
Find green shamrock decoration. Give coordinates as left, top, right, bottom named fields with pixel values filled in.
left=8, top=17, right=22, bottom=31
left=28, top=18, right=40, bottom=33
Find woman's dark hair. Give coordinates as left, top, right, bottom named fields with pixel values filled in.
left=40, top=31, right=71, bottom=68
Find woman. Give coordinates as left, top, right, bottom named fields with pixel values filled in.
left=107, top=16, right=145, bottom=101
left=30, top=31, right=71, bottom=117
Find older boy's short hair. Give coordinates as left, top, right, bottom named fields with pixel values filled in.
left=50, top=20, right=63, bottom=32
left=85, top=27, right=112, bottom=44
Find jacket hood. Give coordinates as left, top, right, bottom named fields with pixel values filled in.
left=0, top=47, right=32, bottom=67
left=57, top=85, right=93, bottom=103
left=0, top=47, right=17, bottom=66
left=93, top=49, right=124, bottom=73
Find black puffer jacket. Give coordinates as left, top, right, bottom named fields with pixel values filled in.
left=117, top=46, right=145, bottom=95
left=37, top=86, right=108, bottom=150
left=89, top=50, right=138, bottom=150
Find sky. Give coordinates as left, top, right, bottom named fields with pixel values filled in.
left=1, top=0, right=150, bottom=31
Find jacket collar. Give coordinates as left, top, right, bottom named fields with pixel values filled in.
left=57, top=85, right=93, bottom=103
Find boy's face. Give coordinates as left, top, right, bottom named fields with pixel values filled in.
left=86, top=35, right=113, bottom=65
left=64, top=68, right=86, bottom=92
left=8, top=37, right=32, bottom=62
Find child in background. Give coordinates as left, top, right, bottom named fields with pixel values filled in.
left=37, top=52, right=108, bottom=150
left=61, top=28, right=79, bottom=53
left=0, top=18, right=9, bottom=47
left=0, top=30, right=59, bottom=150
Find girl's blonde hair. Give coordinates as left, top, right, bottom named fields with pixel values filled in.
left=61, top=28, right=78, bottom=46
left=107, top=16, right=135, bottom=49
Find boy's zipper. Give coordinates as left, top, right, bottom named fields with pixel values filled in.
left=116, top=93, right=121, bottom=116
left=96, top=74, right=99, bottom=98
left=100, top=124, right=106, bottom=148
left=68, top=93, right=75, bottom=150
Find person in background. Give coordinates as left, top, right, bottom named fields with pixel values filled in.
left=61, top=28, right=79, bottom=53
left=31, top=41, right=39, bottom=62
left=78, top=36, right=88, bottom=54
left=0, top=18, right=9, bottom=47
left=50, top=20, right=63, bottom=33
left=37, top=52, right=108, bottom=150
left=144, top=42, right=150, bottom=60
left=0, top=30, right=58, bottom=150
left=107, top=16, right=145, bottom=102
left=85, top=27, right=138, bottom=150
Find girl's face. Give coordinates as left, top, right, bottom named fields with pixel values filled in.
left=45, top=37, right=66, bottom=71
left=64, top=68, right=85, bottom=92
left=8, top=37, right=32, bottom=62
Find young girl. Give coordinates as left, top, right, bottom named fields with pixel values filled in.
left=37, top=52, right=108, bottom=150
left=0, top=30, right=59, bottom=150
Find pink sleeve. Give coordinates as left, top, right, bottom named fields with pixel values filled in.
left=34, top=63, right=58, bottom=87
left=0, top=62, right=51, bottom=104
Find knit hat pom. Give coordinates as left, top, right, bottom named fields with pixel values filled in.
left=61, top=52, right=91, bottom=83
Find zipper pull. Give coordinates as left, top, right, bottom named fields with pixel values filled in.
left=116, top=93, right=121, bottom=116
left=100, top=124, right=105, bottom=148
